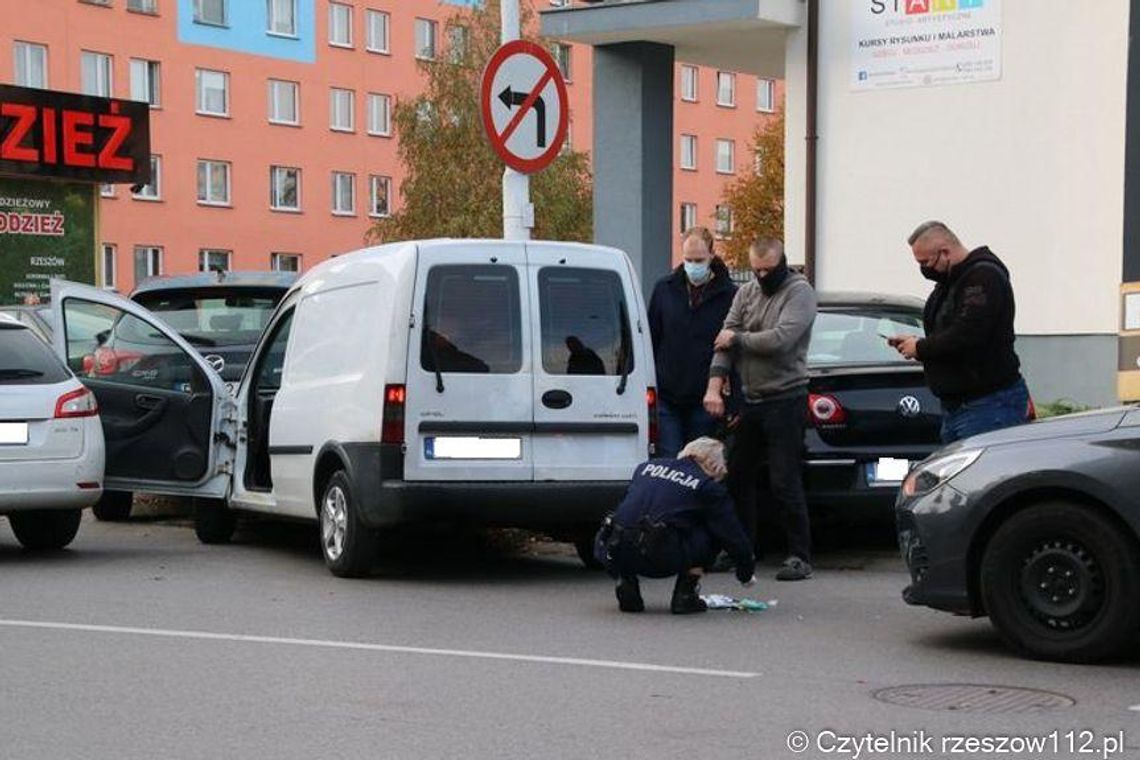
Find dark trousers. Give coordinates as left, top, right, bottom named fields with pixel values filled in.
left=940, top=377, right=1029, bottom=444
left=727, top=392, right=812, bottom=563
left=601, top=527, right=715, bottom=579
left=657, top=397, right=718, bottom=459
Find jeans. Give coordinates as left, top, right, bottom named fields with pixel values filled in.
left=657, top=398, right=718, bottom=459
left=940, top=377, right=1029, bottom=444
left=727, top=392, right=812, bottom=563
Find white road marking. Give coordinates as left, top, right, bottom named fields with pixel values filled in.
left=1129, top=704, right=1140, bottom=712
left=0, top=618, right=758, bottom=679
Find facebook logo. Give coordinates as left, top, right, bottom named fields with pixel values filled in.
left=858, top=71, right=869, bottom=81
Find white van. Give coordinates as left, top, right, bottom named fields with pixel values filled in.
left=50, top=239, right=658, bottom=576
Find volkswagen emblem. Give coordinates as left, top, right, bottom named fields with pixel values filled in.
left=898, top=395, right=922, bottom=418
left=205, top=354, right=225, bottom=373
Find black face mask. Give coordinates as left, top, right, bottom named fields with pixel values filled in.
left=755, top=257, right=789, bottom=295
left=919, top=253, right=947, bottom=283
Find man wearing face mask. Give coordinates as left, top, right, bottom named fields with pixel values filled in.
left=704, top=239, right=817, bottom=581
left=647, top=226, right=737, bottom=458
left=889, top=220, right=1027, bottom=443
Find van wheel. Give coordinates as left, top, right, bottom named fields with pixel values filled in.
left=980, top=502, right=1140, bottom=662
left=574, top=535, right=604, bottom=570
left=9, top=509, right=82, bottom=551
left=194, top=498, right=236, bottom=545
left=320, top=471, right=376, bottom=578
left=92, top=490, right=133, bottom=522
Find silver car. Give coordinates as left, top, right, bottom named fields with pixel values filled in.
left=0, top=314, right=104, bottom=550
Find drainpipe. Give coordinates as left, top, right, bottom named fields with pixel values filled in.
left=804, top=0, right=819, bottom=285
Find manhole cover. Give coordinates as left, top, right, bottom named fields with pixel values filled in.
left=873, top=684, right=1075, bottom=714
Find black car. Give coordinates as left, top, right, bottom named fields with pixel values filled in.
left=897, top=407, right=1140, bottom=662
left=803, top=293, right=944, bottom=521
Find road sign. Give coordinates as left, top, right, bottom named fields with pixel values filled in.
left=480, top=40, right=569, bottom=175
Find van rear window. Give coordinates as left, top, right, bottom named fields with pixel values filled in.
left=421, top=265, right=523, bottom=374
left=538, top=268, right=634, bottom=376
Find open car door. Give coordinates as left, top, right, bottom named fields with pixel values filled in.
left=50, top=281, right=235, bottom=499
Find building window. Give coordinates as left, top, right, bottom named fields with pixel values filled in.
left=133, top=246, right=163, bottom=282
left=680, top=203, right=697, bottom=234
left=332, top=172, right=355, bottom=215
left=757, top=78, right=775, bottom=113
left=199, top=249, right=231, bottom=273
left=448, top=26, right=469, bottom=63
left=13, top=42, right=48, bottom=89
left=415, top=18, right=437, bottom=60
left=716, top=139, right=735, bottom=174
left=270, top=166, right=301, bottom=211
left=715, top=205, right=733, bottom=238
left=553, top=43, right=571, bottom=82
left=80, top=51, right=113, bottom=97
left=367, top=93, right=391, bottom=136
left=716, top=71, right=736, bottom=107
left=268, top=79, right=299, bottom=125
left=271, top=252, right=301, bottom=272
left=369, top=175, right=391, bottom=217
left=129, top=59, right=161, bottom=107
left=196, top=69, right=229, bottom=116
left=100, top=184, right=116, bottom=198
left=197, top=160, right=231, bottom=206
left=133, top=156, right=162, bottom=200
left=680, top=134, right=697, bottom=171
left=366, top=10, right=389, bottom=53
left=101, top=244, right=117, bottom=289
left=193, top=0, right=226, bottom=26
left=330, top=88, right=355, bottom=132
left=267, top=0, right=296, bottom=36
left=680, top=64, right=697, bottom=102
left=127, top=0, right=158, bottom=13
left=329, top=3, right=353, bottom=47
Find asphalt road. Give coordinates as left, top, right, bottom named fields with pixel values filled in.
left=0, top=512, right=1137, bottom=760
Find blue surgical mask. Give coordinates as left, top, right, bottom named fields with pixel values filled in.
left=683, top=261, right=711, bottom=284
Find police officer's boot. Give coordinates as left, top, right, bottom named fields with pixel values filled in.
left=615, top=576, right=644, bottom=613
left=670, top=572, right=708, bottom=615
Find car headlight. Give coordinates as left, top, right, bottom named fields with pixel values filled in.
left=901, top=448, right=983, bottom=498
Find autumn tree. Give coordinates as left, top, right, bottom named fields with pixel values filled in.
left=718, top=109, right=785, bottom=269
left=369, top=0, right=592, bottom=243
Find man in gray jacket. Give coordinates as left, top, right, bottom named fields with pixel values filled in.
left=703, top=238, right=817, bottom=581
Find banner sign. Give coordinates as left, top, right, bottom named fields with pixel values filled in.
left=0, top=177, right=95, bottom=303
left=0, top=84, right=150, bottom=184
left=851, top=0, right=1002, bottom=91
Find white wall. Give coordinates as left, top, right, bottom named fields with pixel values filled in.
left=811, top=0, right=1128, bottom=335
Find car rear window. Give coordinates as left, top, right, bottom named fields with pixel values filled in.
left=133, top=288, right=282, bottom=348
left=421, top=265, right=523, bottom=374
left=0, top=325, right=71, bottom=385
left=809, top=308, right=925, bottom=366
left=538, top=267, right=634, bottom=376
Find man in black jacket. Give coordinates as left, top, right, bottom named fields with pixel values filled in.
left=890, top=221, right=1029, bottom=443
left=647, top=227, right=737, bottom=458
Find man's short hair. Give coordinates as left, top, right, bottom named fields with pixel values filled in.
left=682, top=225, right=715, bottom=253
left=907, top=220, right=960, bottom=247
left=678, top=436, right=727, bottom=480
left=749, top=238, right=784, bottom=260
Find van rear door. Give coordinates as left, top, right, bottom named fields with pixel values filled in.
left=526, top=243, right=648, bottom=481
left=403, top=243, right=534, bottom=482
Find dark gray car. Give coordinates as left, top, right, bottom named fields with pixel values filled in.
left=897, top=407, right=1140, bottom=662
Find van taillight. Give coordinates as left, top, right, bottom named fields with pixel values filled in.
left=646, top=387, right=659, bottom=456
left=55, top=387, right=98, bottom=419
left=382, top=384, right=406, bottom=444
left=808, top=393, right=846, bottom=426
left=1026, top=396, right=1037, bottom=422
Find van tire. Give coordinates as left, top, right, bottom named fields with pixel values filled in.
left=574, top=535, right=603, bottom=570
left=9, top=509, right=82, bottom=551
left=194, top=498, right=236, bottom=545
left=92, top=490, right=133, bottom=522
left=320, top=470, right=375, bottom=578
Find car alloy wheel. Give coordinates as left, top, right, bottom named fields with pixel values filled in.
left=321, top=485, right=348, bottom=562
left=1018, top=539, right=1104, bottom=631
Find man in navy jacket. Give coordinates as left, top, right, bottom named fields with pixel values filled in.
left=648, top=227, right=737, bottom=458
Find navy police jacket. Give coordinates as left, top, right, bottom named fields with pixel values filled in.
left=612, top=457, right=754, bottom=575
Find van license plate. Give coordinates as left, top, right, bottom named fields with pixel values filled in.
left=868, top=457, right=910, bottom=486
left=0, top=422, right=29, bottom=445
left=425, top=436, right=522, bottom=460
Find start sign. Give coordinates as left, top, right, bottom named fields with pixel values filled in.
left=0, top=84, right=151, bottom=185
left=480, top=40, right=569, bottom=174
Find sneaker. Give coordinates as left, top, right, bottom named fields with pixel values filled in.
left=670, top=573, right=709, bottom=615
left=775, top=556, right=813, bottom=581
left=615, top=577, right=644, bottom=612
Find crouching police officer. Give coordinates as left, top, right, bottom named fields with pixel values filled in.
left=594, top=437, right=756, bottom=614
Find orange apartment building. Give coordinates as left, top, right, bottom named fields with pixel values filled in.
left=0, top=0, right=781, bottom=291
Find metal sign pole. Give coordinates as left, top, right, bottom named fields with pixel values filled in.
left=501, top=0, right=532, bottom=240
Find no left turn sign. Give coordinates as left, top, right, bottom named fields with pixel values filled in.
left=480, top=40, right=569, bottom=174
